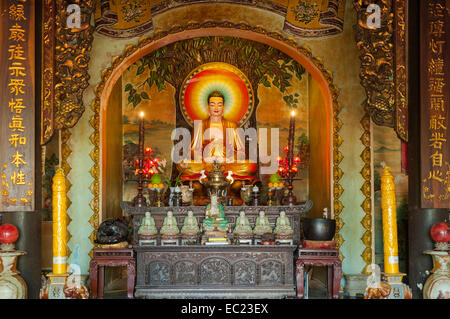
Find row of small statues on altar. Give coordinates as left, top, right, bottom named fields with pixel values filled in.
left=138, top=210, right=293, bottom=239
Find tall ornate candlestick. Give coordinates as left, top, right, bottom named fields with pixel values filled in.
left=133, top=112, right=147, bottom=207
left=380, top=166, right=399, bottom=274
left=371, top=165, right=413, bottom=299
left=284, top=110, right=297, bottom=206
left=46, top=168, right=70, bottom=299
left=52, top=168, right=68, bottom=274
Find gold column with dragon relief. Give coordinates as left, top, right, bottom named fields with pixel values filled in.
left=52, top=168, right=68, bottom=274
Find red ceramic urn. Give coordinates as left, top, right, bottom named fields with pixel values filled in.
left=0, top=224, right=19, bottom=244
left=430, top=221, right=450, bottom=251
left=430, top=222, right=450, bottom=243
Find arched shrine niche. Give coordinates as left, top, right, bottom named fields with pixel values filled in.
left=93, top=26, right=341, bottom=237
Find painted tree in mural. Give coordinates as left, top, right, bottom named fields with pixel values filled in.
left=123, top=36, right=308, bottom=183
left=124, top=36, right=306, bottom=112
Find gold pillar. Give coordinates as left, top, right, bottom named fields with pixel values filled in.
left=52, top=168, right=67, bottom=274
left=380, top=166, right=399, bottom=274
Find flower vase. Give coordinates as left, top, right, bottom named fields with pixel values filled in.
left=168, top=187, right=176, bottom=207
left=423, top=250, right=449, bottom=299
left=0, top=250, right=27, bottom=299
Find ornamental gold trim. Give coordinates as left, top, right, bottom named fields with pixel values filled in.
left=88, top=21, right=345, bottom=260
left=89, top=91, right=101, bottom=258
left=41, top=0, right=56, bottom=145
left=60, top=128, right=72, bottom=257
left=360, top=113, right=372, bottom=270
left=393, top=0, right=408, bottom=142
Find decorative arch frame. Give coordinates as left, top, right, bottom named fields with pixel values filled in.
left=89, top=22, right=345, bottom=259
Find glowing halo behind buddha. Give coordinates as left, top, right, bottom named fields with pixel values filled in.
left=180, top=62, right=254, bottom=127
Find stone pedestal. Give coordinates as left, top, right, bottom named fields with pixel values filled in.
left=383, top=273, right=412, bottom=299
left=46, top=273, right=69, bottom=299
left=138, top=234, right=157, bottom=246
left=181, top=234, right=200, bottom=245
left=161, top=235, right=179, bottom=246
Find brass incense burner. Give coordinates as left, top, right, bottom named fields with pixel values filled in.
left=199, top=162, right=233, bottom=203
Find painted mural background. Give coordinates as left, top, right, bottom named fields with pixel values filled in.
left=120, top=37, right=311, bottom=203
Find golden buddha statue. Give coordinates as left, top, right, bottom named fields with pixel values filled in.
left=180, top=90, right=257, bottom=205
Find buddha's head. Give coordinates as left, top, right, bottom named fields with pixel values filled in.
left=207, top=90, right=225, bottom=118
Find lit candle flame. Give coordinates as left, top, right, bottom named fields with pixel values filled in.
left=291, top=110, right=296, bottom=117
left=140, top=111, right=144, bottom=118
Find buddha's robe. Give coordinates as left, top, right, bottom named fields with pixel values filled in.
left=181, top=119, right=257, bottom=181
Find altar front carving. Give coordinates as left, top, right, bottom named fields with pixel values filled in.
left=134, top=245, right=297, bottom=299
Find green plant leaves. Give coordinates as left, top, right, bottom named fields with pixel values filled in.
left=141, top=92, right=150, bottom=100
left=124, top=36, right=307, bottom=110
left=136, top=65, right=145, bottom=75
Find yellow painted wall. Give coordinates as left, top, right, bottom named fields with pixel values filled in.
left=308, top=74, right=330, bottom=218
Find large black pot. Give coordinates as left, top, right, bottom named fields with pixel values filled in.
left=302, top=218, right=336, bottom=241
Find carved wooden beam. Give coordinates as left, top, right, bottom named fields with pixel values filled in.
left=354, top=0, right=409, bottom=142
left=354, top=0, right=396, bottom=133
left=393, top=0, right=408, bottom=142
left=53, top=0, right=94, bottom=131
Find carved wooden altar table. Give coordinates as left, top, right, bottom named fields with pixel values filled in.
left=296, top=248, right=342, bottom=299
left=121, top=202, right=312, bottom=298
left=89, top=248, right=136, bottom=299
left=134, top=245, right=297, bottom=299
